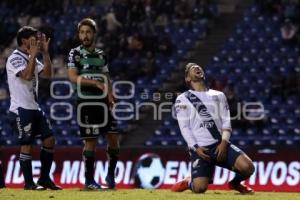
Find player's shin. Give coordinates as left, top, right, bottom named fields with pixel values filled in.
left=107, top=147, right=119, bottom=176
left=20, top=153, right=34, bottom=186
left=105, top=147, right=119, bottom=188
left=229, top=173, right=247, bottom=184
left=83, top=150, right=96, bottom=181
left=40, top=146, right=54, bottom=180
left=0, top=162, right=5, bottom=188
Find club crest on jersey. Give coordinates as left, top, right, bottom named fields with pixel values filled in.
left=198, top=108, right=211, bottom=119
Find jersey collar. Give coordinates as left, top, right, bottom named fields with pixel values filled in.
left=15, top=48, right=29, bottom=59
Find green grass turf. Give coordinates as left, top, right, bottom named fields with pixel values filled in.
left=0, top=189, right=299, bottom=200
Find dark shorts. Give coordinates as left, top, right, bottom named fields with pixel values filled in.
left=77, top=99, right=118, bottom=139
left=9, top=107, right=53, bottom=145
left=189, top=142, right=244, bottom=182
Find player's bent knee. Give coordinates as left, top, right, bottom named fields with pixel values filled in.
left=246, top=162, right=255, bottom=176
left=240, top=162, right=255, bottom=178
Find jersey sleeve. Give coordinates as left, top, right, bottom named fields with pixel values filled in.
left=36, top=58, right=44, bottom=74
left=175, top=95, right=198, bottom=148
left=67, top=48, right=78, bottom=69
left=219, top=92, right=232, bottom=131
left=6, top=55, right=27, bottom=76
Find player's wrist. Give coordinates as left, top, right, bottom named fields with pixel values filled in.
left=191, top=144, right=199, bottom=152
left=221, top=130, right=231, bottom=142
left=221, top=139, right=229, bottom=145
left=29, top=52, right=37, bottom=58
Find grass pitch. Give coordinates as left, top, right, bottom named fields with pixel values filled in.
left=0, top=189, right=299, bottom=200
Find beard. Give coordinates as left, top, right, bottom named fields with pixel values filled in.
left=192, top=74, right=205, bottom=81
left=81, top=38, right=93, bottom=48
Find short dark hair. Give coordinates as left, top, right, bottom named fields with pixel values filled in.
left=77, top=18, right=97, bottom=32
left=17, top=26, right=38, bottom=46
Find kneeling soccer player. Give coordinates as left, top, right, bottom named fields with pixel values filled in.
left=171, top=63, right=255, bottom=194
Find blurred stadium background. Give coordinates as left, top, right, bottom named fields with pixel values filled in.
left=0, top=0, right=299, bottom=192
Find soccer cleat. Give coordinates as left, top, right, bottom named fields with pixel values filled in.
left=24, top=183, right=46, bottom=190
left=83, top=180, right=102, bottom=191
left=37, top=178, right=62, bottom=190
left=171, top=176, right=191, bottom=192
left=105, top=174, right=116, bottom=189
left=228, top=181, right=254, bottom=194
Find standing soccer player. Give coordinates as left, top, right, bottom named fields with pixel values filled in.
left=67, top=18, right=120, bottom=190
left=6, top=26, right=61, bottom=190
left=171, top=63, right=255, bottom=194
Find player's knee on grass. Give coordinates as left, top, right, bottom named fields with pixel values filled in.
left=43, top=136, right=55, bottom=148
left=192, top=178, right=208, bottom=193
left=193, top=184, right=208, bottom=193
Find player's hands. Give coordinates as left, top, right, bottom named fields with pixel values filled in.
left=195, top=147, right=211, bottom=162
left=95, top=81, right=107, bottom=91
left=28, top=38, right=39, bottom=57
left=108, top=92, right=115, bottom=111
left=215, top=140, right=228, bottom=163
left=40, top=33, right=50, bottom=54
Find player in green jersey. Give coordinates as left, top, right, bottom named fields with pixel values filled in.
left=67, top=18, right=120, bottom=190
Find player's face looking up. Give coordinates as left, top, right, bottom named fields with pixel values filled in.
left=186, top=65, right=205, bottom=83
left=79, top=25, right=95, bottom=48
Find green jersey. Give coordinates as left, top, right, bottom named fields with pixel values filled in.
left=67, top=45, right=108, bottom=98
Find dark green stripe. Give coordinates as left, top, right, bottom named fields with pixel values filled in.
left=80, top=58, right=105, bottom=66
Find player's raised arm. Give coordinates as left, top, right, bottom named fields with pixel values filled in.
left=39, top=33, right=52, bottom=79
left=17, top=38, right=39, bottom=81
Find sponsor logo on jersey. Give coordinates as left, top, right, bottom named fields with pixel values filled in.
left=199, top=121, right=215, bottom=128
